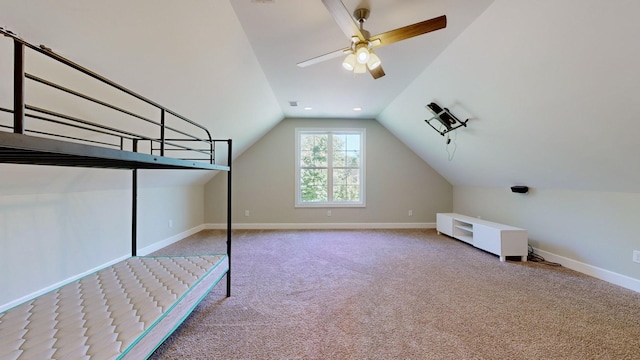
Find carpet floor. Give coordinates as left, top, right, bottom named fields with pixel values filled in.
left=148, top=229, right=640, bottom=359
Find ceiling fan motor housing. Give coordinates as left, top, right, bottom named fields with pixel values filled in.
left=354, top=8, right=370, bottom=23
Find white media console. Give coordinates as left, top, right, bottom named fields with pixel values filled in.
left=436, top=213, right=528, bottom=262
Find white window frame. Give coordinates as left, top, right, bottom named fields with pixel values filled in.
left=295, top=128, right=366, bottom=207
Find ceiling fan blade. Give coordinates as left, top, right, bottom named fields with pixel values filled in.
left=371, top=15, right=447, bottom=48
left=369, top=65, right=385, bottom=79
left=321, top=0, right=366, bottom=41
left=297, top=47, right=351, bottom=68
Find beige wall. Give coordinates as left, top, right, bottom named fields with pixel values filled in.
left=0, top=163, right=207, bottom=309
left=205, top=118, right=452, bottom=226
left=137, top=184, right=205, bottom=249
left=453, top=186, right=640, bottom=290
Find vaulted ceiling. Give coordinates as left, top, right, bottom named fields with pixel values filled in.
left=230, top=0, right=493, bottom=119
left=3, top=0, right=640, bottom=193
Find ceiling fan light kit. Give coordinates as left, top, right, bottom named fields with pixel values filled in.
left=342, top=53, right=356, bottom=70
left=367, top=52, right=381, bottom=70
left=298, top=0, right=447, bottom=80
left=355, top=44, right=369, bottom=63
left=342, top=41, right=381, bottom=73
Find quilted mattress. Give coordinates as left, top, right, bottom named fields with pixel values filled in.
left=0, top=254, right=228, bottom=360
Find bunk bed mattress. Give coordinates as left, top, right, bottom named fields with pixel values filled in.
left=0, top=254, right=228, bottom=360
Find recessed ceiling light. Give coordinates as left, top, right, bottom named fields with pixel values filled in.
left=304, top=107, right=312, bottom=110
left=353, top=107, right=362, bottom=111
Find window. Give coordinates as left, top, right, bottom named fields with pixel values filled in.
left=295, top=128, right=365, bottom=207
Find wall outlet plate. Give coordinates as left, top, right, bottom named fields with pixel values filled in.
left=633, top=250, right=640, bottom=263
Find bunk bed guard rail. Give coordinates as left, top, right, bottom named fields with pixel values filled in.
left=1, top=27, right=230, bottom=166
left=0, top=28, right=233, bottom=296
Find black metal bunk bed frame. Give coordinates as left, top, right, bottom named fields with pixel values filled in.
left=0, top=28, right=233, bottom=296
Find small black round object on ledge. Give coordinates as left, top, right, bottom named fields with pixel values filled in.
left=511, top=186, right=529, bottom=194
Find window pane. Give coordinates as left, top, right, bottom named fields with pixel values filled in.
left=296, top=128, right=364, bottom=207
left=345, top=149, right=359, bottom=167
left=300, top=134, right=328, bottom=167
left=333, top=133, right=360, bottom=168
left=333, top=134, right=346, bottom=151
left=346, top=134, right=360, bottom=167
left=300, top=169, right=328, bottom=202
left=333, top=168, right=360, bottom=201
left=333, top=134, right=345, bottom=167
left=333, top=149, right=346, bottom=167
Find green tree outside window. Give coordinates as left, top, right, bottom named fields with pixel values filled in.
left=296, top=129, right=365, bottom=206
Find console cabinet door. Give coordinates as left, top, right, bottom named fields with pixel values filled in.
left=436, top=213, right=453, bottom=237
left=473, top=224, right=500, bottom=255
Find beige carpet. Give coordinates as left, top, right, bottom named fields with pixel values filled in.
left=149, top=229, right=640, bottom=359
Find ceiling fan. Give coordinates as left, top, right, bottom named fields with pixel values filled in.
left=297, top=0, right=447, bottom=79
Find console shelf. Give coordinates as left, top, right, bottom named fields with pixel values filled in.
left=437, top=213, right=528, bottom=262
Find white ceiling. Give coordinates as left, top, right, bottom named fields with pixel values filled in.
left=379, top=0, right=640, bottom=193
left=230, top=0, right=493, bottom=119
left=3, top=0, right=640, bottom=193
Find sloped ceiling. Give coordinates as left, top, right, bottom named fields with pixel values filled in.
left=230, top=0, right=493, bottom=119
left=3, top=0, right=640, bottom=193
left=1, top=0, right=282, bottom=188
left=1, top=0, right=283, bottom=155
left=379, top=0, right=640, bottom=192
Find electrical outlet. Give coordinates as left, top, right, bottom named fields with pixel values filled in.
left=245, top=210, right=250, bottom=217
left=168, top=220, right=173, bottom=228
left=408, top=210, right=413, bottom=217
left=327, top=210, right=332, bottom=217
left=633, top=250, right=640, bottom=263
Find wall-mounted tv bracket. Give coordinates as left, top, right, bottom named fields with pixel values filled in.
left=425, top=102, right=469, bottom=136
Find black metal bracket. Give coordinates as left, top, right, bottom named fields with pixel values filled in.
left=424, top=102, right=469, bottom=136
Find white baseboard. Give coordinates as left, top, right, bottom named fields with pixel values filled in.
left=205, top=222, right=436, bottom=230
left=7, top=226, right=633, bottom=313
left=0, top=254, right=129, bottom=313
left=0, top=224, right=206, bottom=313
left=137, top=224, right=206, bottom=256
left=533, top=248, right=640, bottom=293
